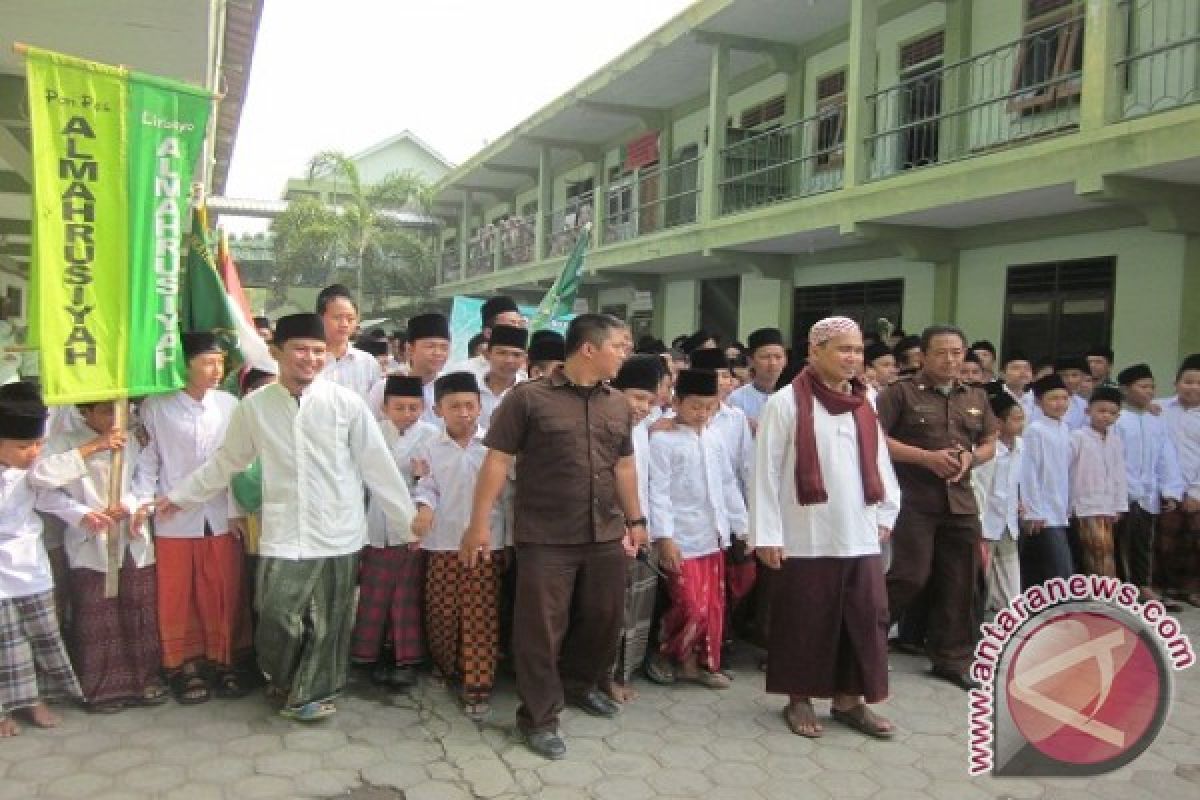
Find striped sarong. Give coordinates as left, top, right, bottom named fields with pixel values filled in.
left=613, top=556, right=658, bottom=683
left=350, top=545, right=425, bottom=666
left=0, top=590, right=81, bottom=715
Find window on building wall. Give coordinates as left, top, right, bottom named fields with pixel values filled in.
left=606, top=165, right=636, bottom=243
left=792, top=279, right=904, bottom=350
left=898, top=31, right=944, bottom=169
left=1002, top=257, right=1114, bottom=364
left=815, top=70, right=847, bottom=168
left=1011, top=0, right=1085, bottom=112
left=739, top=94, right=786, bottom=129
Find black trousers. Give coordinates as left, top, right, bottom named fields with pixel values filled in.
left=1116, top=503, right=1156, bottom=587
left=513, top=541, right=626, bottom=734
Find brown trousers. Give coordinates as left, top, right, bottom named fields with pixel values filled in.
left=1157, top=508, right=1200, bottom=594
left=513, top=541, right=626, bottom=734
left=885, top=507, right=981, bottom=673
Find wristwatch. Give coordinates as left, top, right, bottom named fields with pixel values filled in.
left=624, top=517, right=648, bottom=529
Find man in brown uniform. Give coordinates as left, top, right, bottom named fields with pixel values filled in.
left=462, top=314, right=647, bottom=760
left=876, top=325, right=997, bottom=690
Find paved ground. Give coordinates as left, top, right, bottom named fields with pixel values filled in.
left=1, top=612, right=1198, bottom=800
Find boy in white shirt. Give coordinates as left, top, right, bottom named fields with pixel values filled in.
left=647, top=369, right=747, bottom=690
left=411, top=372, right=508, bottom=721
left=975, top=392, right=1025, bottom=611
left=41, top=400, right=165, bottom=712
left=1019, top=374, right=1075, bottom=587
left=350, top=375, right=439, bottom=689
left=0, top=383, right=125, bottom=736
left=1069, top=387, right=1128, bottom=577
left=1157, top=354, right=1200, bottom=606
left=477, top=325, right=528, bottom=430
left=604, top=355, right=663, bottom=703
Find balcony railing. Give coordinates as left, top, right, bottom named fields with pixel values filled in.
left=1119, top=0, right=1200, bottom=118
left=867, top=12, right=1084, bottom=179
left=498, top=213, right=536, bottom=267
left=440, top=249, right=461, bottom=283
left=604, top=155, right=703, bottom=244
left=718, top=110, right=845, bottom=215
left=545, top=194, right=594, bottom=258
left=466, top=225, right=498, bottom=277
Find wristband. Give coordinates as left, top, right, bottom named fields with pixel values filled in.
left=625, top=517, right=648, bottom=528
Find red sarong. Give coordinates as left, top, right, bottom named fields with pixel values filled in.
left=660, top=551, right=725, bottom=671
left=155, top=534, right=251, bottom=669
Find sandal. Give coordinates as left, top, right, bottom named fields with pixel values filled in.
left=137, top=683, right=170, bottom=707
left=87, top=700, right=126, bottom=714
left=170, top=670, right=210, bottom=705
left=831, top=704, right=895, bottom=739
left=682, top=669, right=731, bottom=690
left=644, top=654, right=676, bottom=685
left=784, top=699, right=823, bottom=738
left=213, top=671, right=250, bottom=700
left=279, top=700, right=336, bottom=722
left=462, top=697, right=490, bottom=723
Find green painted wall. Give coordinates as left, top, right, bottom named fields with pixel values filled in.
left=661, top=278, right=699, bottom=338
left=737, top=273, right=785, bottom=341
left=956, top=226, right=1187, bottom=380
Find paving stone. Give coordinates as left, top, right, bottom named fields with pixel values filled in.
left=538, top=760, right=602, bottom=787
left=61, top=730, right=121, bottom=756
left=9, top=754, right=76, bottom=782
left=257, top=749, right=317, bottom=777
left=194, top=720, right=252, bottom=741
left=188, top=754, right=254, bottom=782
left=655, top=742, right=711, bottom=768
left=0, top=734, right=52, bottom=760
left=762, top=754, right=822, bottom=779
left=229, top=774, right=295, bottom=798
left=499, top=744, right=550, bottom=770
left=324, top=742, right=385, bottom=770
left=383, top=739, right=445, bottom=764
left=86, top=791, right=149, bottom=800
left=705, top=737, right=768, bottom=762
left=360, top=762, right=430, bottom=790
left=283, top=727, right=349, bottom=752
left=121, top=764, right=185, bottom=793
left=531, top=788, right=590, bottom=800
left=163, top=784, right=223, bottom=800
left=157, top=738, right=219, bottom=765
left=662, top=702, right=718, bottom=726
left=707, top=761, right=769, bottom=787
left=657, top=723, right=715, bottom=744
left=513, top=768, right=541, bottom=794
left=813, top=770, right=879, bottom=798
left=222, top=732, right=284, bottom=756
left=590, top=776, right=656, bottom=800
left=460, top=758, right=515, bottom=797
left=442, top=741, right=499, bottom=765
left=426, top=761, right=462, bottom=782
left=646, top=767, right=714, bottom=796
left=594, top=752, right=660, bottom=777
left=604, top=729, right=664, bottom=753
left=42, top=772, right=115, bottom=798
left=811, top=746, right=872, bottom=772
left=866, top=763, right=930, bottom=790
left=293, top=768, right=361, bottom=797
left=560, top=713, right=619, bottom=738
left=0, top=781, right=37, bottom=800
left=925, top=780, right=996, bottom=800
left=405, top=781, right=472, bottom=800
left=759, top=731, right=817, bottom=756
left=87, top=747, right=153, bottom=774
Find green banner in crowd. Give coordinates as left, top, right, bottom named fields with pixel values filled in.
left=529, top=223, right=590, bottom=332
left=24, top=46, right=212, bottom=404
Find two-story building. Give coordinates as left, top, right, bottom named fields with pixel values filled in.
left=432, top=0, right=1200, bottom=379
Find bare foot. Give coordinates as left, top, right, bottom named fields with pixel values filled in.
left=0, top=716, right=18, bottom=737
left=784, top=699, right=823, bottom=738
left=605, top=682, right=639, bottom=704
left=23, top=702, right=60, bottom=729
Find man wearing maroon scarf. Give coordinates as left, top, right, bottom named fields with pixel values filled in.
left=751, top=317, right=901, bottom=739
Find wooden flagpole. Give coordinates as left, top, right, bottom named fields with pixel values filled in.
left=103, top=401, right=127, bottom=598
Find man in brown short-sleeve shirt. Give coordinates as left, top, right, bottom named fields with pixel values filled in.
left=876, top=325, right=997, bottom=691
left=462, top=314, right=646, bottom=760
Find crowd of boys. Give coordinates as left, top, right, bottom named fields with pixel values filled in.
left=1, top=285, right=1198, bottom=761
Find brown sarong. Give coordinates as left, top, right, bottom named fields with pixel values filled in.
left=156, top=534, right=251, bottom=669
left=424, top=550, right=505, bottom=703
left=766, top=555, right=889, bottom=703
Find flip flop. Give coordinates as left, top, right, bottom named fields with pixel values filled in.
left=831, top=704, right=895, bottom=739
left=643, top=654, right=676, bottom=685
left=682, top=670, right=731, bottom=689
left=279, top=700, right=336, bottom=722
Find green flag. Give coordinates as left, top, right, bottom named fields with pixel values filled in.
left=530, top=223, right=590, bottom=332
left=24, top=46, right=212, bottom=404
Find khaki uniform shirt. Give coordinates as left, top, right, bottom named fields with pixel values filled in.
left=484, top=368, right=633, bottom=545
left=876, top=372, right=998, bottom=515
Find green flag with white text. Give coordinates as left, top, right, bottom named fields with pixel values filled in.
left=530, top=224, right=590, bottom=332
left=25, top=46, right=211, bottom=404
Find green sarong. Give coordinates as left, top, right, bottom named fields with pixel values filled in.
left=255, top=554, right=359, bottom=707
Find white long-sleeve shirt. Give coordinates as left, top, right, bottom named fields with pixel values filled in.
left=709, top=403, right=753, bottom=496
left=412, top=429, right=508, bottom=552
left=40, top=428, right=154, bottom=573
left=168, top=377, right=416, bottom=559
left=1020, top=416, right=1072, bottom=527
left=1115, top=407, right=1185, bottom=513
left=1069, top=426, right=1128, bottom=518
left=648, top=425, right=748, bottom=559
left=0, top=450, right=90, bottom=598
left=365, top=419, right=439, bottom=548
left=974, top=438, right=1022, bottom=541
left=749, top=389, right=900, bottom=558
left=1160, top=396, right=1200, bottom=502
left=478, top=372, right=518, bottom=431
left=632, top=418, right=650, bottom=518
left=134, top=389, right=238, bottom=538
left=728, top=382, right=772, bottom=425
left=321, top=345, right=379, bottom=401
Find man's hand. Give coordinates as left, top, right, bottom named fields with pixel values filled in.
left=947, top=450, right=972, bottom=485
left=411, top=506, right=434, bottom=539
left=756, top=546, right=783, bottom=570
left=81, top=511, right=111, bottom=535
left=924, top=448, right=963, bottom=480
left=1028, top=519, right=1046, bottom=534
left=104, top=505, right=130, bottom=523
left=878, top=525, right=892, bottom=544
left=458, top=521, right=492, bottom=568
left=81, top=429, right=127, bottom=458
left=151, top=496, right=182, bottom=521
left=228, top=517, right=247, bottom=539
left=627, top=522, right=649, bottom=550
left=656, top=538, right=682, bottom=573
left=620, top=533, right=637, bottom=558
left=130, top=507, right=150, bottom=539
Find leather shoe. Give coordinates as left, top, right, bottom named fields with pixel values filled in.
left=570, top=689, right=619, bottom=718
left=931, top=666, right=981, bottom=692
left=525, top=730, right=567, bottom=760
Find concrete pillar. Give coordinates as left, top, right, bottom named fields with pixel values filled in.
left=458, top=192, right=471, bottom=275
left=657, top=278, right=699, bottom=340
left=738, top=273, right=785, bottom=342
left=940, top=0, right=972, bottom=160
left=535, top=145, right=553, bottom=260
left=1080, top=0, right=1123, bottom=130
left=593, top=153, right=608, bottom=247
left=700, top=43, right=730, bottom=222
left=931, top=256, right=961, bottom=325
left=844, top=0, right=879, bottom=188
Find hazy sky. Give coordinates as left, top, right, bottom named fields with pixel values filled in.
left=222, top=0, right=694, bottom=231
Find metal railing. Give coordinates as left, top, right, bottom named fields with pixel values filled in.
left=1119, top=0, right=1200, bottom=118
left=604, top=155, right=703, bottom=243
left=465, top=224, right=498, bottom=277
left=718, top=108, right=846, bottom=215
left=545, top=194, right=594, bottom=258
left=498, top=213, right=537, bottom=267
left=867, top=13, right=1084, bottom=179
left=440, top=248, right=461, bottom=283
